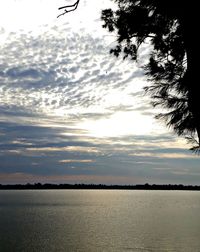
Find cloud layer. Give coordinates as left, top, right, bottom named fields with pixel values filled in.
left=0, top=0, right=199, bottom=185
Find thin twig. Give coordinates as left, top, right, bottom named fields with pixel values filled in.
left=57, top=0, right=80, bottom=18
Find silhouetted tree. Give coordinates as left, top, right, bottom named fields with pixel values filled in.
left=101, top=0, right=199, bottom=152
left=58, top=1, right=200, bottom=151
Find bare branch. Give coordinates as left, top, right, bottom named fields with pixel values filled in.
left=57, top=0, right=80, bottom=18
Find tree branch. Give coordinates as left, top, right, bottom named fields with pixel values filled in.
left=57, top=0, right=80, bottom=18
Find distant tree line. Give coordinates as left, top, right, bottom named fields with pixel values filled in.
left=1, top=183, right=200, bottom=190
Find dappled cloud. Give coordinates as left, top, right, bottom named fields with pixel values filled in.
left=0, top=0, right=199, bottom=185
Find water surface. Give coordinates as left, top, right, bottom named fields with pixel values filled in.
left=1, top=190, right=200, bottom=251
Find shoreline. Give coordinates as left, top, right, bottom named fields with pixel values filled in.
left=1, top=183, right=200, bottom=191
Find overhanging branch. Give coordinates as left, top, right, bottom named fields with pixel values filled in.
left=57, top=0, right=80, bottom=18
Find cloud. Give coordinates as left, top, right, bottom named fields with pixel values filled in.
left=0, top=25, right=147, bottom=118
left=0, top=0, right=199, bottom=185
left=26, top=146, right=100, bottom=155
left=0, top=172, right=144, bottom=185
left=59, top=159, right=95, bottom=163
left=0, top=118, right=199, bottom=184
left=129, top=152, right=198, bottom=159
left=5, top=67, right=41, bottom=79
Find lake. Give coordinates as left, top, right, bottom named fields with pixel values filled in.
left=0, top=190, right=200, bottom=251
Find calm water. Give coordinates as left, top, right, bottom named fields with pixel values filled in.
left=1, top=190, right=200, bottom=252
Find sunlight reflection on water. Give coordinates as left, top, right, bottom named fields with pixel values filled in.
left=0, top=190, right=200, bottom=251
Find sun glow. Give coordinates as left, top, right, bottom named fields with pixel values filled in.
left=79, top=111, right=165, bottom=137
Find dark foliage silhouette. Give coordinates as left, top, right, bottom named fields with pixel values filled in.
left=1, top=183, right=200, bottom=190
left=101, top=0, right=199, bottom=152
left=58, top=1, right=199, bottom=151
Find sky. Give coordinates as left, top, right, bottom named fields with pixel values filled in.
left=0, top=0, right=199, bottom=185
